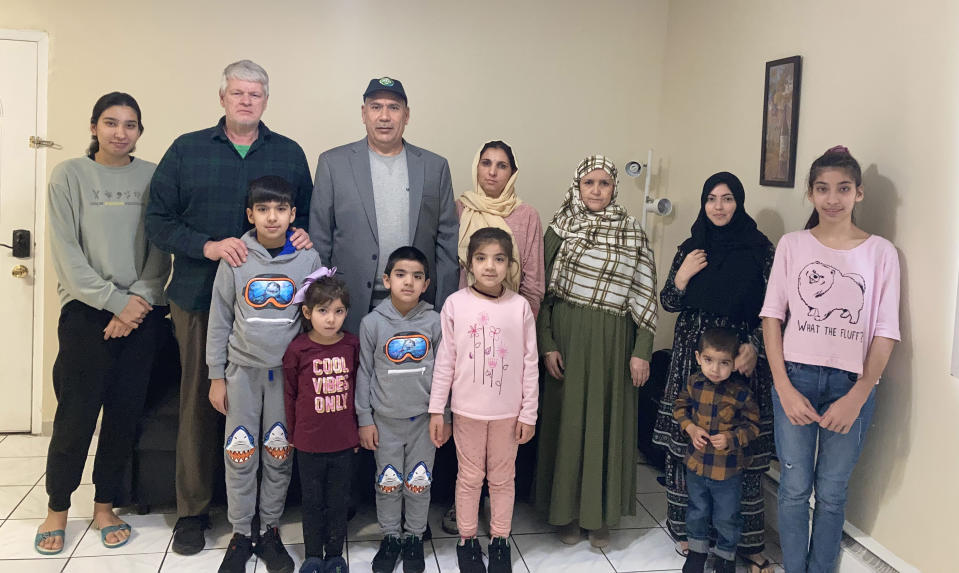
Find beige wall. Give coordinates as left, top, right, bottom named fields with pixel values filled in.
left=654, top=1, right=957, bottom=571
left=3, top=0, right=670, bottom=422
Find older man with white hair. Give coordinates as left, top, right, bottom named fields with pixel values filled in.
left=146, top=60, right=312, bottom=564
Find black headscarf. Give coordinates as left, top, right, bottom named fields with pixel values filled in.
left=678, top=172, right=772, bottom=327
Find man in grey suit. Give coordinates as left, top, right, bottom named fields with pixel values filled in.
left=309, top=77, right=458, bottom=335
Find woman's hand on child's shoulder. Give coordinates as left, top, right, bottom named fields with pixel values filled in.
left=735, top=343, right=758, bottom=377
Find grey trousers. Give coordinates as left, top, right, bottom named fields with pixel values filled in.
left=171, top=302, right=222, bottom=519
left=224, top=363, right=292, bottom=536
left=373, top=412, right=436, bottom=537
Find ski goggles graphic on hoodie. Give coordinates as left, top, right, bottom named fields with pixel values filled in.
left=385, top=332, right=430, bottom=364
left=244, top=275, right=296, bottom=309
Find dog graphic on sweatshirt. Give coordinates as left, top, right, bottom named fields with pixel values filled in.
left=797, top=261, right=865, bottom=324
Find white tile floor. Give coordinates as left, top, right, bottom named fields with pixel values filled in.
left=0, top=433, right=791, bottom=572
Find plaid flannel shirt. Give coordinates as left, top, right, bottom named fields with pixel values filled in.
left=673, top=371, right=760, bottom=480
left=145, top=117, right=312, bottom=312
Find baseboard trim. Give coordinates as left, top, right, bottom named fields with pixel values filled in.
left=841, top=522, right=919, bottom=573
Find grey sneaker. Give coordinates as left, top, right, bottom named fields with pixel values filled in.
left=441, top=506, right=458, bottom=535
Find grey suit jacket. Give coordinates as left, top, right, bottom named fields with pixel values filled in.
left=309, top=138, right=459, bottom=335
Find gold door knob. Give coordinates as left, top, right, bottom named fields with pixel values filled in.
left=12, top=265, right=28, bottom=278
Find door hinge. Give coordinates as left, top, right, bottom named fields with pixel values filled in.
left=29, top=136, right=61, bottom=150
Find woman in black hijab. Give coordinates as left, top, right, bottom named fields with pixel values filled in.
left=652, top=172, right=776, bottom=572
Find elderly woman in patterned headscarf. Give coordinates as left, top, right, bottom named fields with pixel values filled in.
left=535, top=155, right=658, bottom=549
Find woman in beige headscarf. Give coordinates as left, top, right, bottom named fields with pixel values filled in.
left=456, top=140, right=545, bottom=316
left=436, top=141, right=546, bottom=537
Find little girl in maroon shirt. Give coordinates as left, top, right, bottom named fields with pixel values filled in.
left=282, top=268, right=359, bottom=573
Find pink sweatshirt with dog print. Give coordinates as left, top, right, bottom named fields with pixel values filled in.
left=760, top=230, right=900, bottom=376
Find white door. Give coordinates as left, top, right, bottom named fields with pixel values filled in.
left=0, top=34, right=45, bottom=432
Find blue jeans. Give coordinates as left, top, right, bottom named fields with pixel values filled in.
left=772, top=362, right=876, bottom=573
left=685, top=469, right=743, bottom=561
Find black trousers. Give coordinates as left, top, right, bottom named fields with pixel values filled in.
left=46, top=300, right=164, bottom=511
left=298, top=448, right=353, bottom=558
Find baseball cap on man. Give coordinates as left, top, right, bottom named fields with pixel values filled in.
left=363, top=77, right=407, bottom=104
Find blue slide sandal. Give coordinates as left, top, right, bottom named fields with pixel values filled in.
left=34, top=529, right=65, bottom=555
left=96, top=523, right=132, bottom=549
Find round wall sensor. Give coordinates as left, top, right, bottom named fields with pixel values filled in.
left=624, top=161, right=643, bottom=177
left=645, top=197, right=673, bottom=216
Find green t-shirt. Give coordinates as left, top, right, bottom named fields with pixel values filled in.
left=234, top=143, right=251, bottom=158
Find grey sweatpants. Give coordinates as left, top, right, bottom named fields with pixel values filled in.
left=224, top=363, right=293, bottom=536
left=373, top=412, right=436, bottom=537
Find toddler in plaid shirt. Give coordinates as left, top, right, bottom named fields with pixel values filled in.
left=673, top=327, right=760, bottom=573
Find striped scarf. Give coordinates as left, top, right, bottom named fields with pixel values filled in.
left=547, top=155, right=658, bottom=333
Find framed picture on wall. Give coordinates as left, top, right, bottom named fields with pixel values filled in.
left=760, top=55, right=802, bottom=187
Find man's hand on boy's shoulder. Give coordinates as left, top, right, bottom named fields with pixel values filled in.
left=204, top=237, right=247, bottom=267
left=289, top=227, right=313, bottom=250
left=359, top=424, right=379, bottom=450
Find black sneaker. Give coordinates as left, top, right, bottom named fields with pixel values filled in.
left=681, top=550, right=708, bottom=573
left=298, top=556, right=325, bottom=573
left=713, top=557, right=736, bottom=573
left=218, top=533, right=254, bottom=573
left=255, top=526, right=294, bottom=573
left=487, top=537, right=511, bottom=573
left=456, top=537, right=486, bottom=573
left=402, top=535, right=425, bottom=573
left=371, top=535, right=402, bottom=573
left=323, top=554, right=348, bottom=573
left=172, top=514, right=209, bottom=555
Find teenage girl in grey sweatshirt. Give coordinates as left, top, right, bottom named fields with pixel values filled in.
left=37, top=92, right=170, bottom=555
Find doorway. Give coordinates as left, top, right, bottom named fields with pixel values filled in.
left=0, top=30, right=48, bottom=433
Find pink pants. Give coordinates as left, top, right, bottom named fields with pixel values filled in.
left=453, top=414, right=519, bottom=538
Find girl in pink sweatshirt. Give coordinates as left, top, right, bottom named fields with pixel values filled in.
left=760, top=146, right=900, bottom=573
left=429, top=227, right=539, bottom=573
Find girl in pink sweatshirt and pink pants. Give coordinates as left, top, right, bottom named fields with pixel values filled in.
left=429, top=227, right=539, bottom=573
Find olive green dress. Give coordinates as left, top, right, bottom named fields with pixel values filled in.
left=534, top=228, right=654, bottom=530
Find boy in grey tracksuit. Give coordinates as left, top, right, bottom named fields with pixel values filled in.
left=206, top=176, right=320, bottom=573
left=356, top=246, right=447, bottom=573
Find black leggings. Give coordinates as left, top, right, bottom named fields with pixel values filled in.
left=45, top=301, right=164, bottom=511
left=298, top=448, right=353, bottom=558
